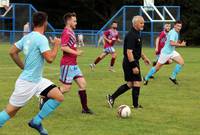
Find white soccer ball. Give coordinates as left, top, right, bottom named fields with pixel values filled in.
left=117, top=105, right=131, bottom=118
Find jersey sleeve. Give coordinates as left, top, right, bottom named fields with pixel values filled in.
left=126, top=33, right=136, bottom=50
left=61, top=31, right=70, bottom=47
left=15, top=38, right=24, bottom=50
left=38, top=36, right=50, bottom=53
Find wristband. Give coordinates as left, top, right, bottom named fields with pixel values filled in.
left=130, top=61, right=137, bottom=68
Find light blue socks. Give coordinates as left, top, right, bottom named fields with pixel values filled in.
left=33, top=99, right=60, bottom=125
left=145, top=67, right=156, bottom=81
left=171, top=64, right=183, bottom=79
left=0, top=110, right=10, bottom=127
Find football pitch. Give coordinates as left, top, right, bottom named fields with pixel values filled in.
left=0, top=44, right=199, bottom=135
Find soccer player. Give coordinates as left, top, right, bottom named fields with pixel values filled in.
left=143, top=21, right=186, bottom=85
left=89, top=21, right=122, bottom=72
left=106, top=16, right=151, bottom=109
left=23, top=22, right=30, bottom=36
left=0, top=12, right=64, bottom=135
left=150, top=23, right=172, bottom=79
left=153, top=23, right=172, bottom=66
left=97, top=31, right=105, bottom=46
left=77, top=33, right=85, bottom=47
left=59, top=12, right=93, bottom=114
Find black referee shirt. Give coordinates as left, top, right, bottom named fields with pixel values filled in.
left=123, top=27, right=142, bottom=62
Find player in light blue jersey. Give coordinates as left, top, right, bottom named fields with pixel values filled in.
left=0, top=12, right=64, bottom=135
left=143, top=21, right=186, bottom=85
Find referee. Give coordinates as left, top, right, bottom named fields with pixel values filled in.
left=107, top=16, right=151, bottom=109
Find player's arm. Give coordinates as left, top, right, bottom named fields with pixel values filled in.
left=169, top=32, right=186, bottom=47
left=103, top=32, right=112, bottom=43
left=42, top=37, right=60, bottom=63
left=61, top=46, right=83, bottom=56
left=117, top=36, right=122, bottom=42
left=170, top=40, right=186, bottom=47
left=141, top=51, right=151, bottom=65
left=126, top=34, right=140, bottom=74
left=155, top=36, right=159, bottom=53
left=9, top=45, right=24, bottom=69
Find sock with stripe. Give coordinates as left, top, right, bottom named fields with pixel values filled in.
left=110, top=58, right=116, bottom=67
left=94, top=57, right=102, bottom=65
left=0, top=110, right=10, bottom=127
left=33, top=99, right=60, bottom=125
left=145, top=67, right=156, bottom=81
left=170, top=64, right=183, bottom=79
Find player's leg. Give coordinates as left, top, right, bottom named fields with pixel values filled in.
left=74, top=65, right=93, bottom=114
left=32, top=86, right=64, bottom=125
left=59, top=65, right=73, bottom=93
left=29, top=79, right=64, bottom=134
left=143, top=53, right=170, bottom=85
left=132, top=81, right=143, bottom=109
left=74, top=77, right=93, bottom=114
left=153, top=54, right=159, bottom=66
left=109, top=48, right=117, bottom=72
left=169, top=51, right=184, bottom=84
left=131, top=62, right=143, bottom=108
left=96, top=52, right=107, bottom=63
left=90, top=52, right=108, bottom=70
left=0, top=79, right=39, bottom=128
left=106, top=59, right=133, bottom=108
left=150, top=55, right=160, bottom=79
left=0, top=104, right=21, bottom=127
left=107, top=81, right=132, bottom=108
left=143, top=62, right=163, bottom=85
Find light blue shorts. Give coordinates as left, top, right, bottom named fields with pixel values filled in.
left=103, top=47, right=115, bottom=54
left=60, top=65, right=83, bottom=84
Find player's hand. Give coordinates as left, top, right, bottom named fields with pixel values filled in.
left=118, top=39, right=122, bottom=42
left=144, top=58, right=151, bottom=65
left=77, top=50, right=83, bottom=56
left=108, top=40, right=112, bottom=44
left=132, top=67, right=139, bottom=75
left=155, top=48, right=158, bottom=54
left=49, top=36, right=61, bottom=46
left=180, top=41, right=186, bottom=46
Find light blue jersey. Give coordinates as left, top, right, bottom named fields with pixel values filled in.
left=161, top=28, right=179, bottom=54
left=15, top=31, right=50, bottom=82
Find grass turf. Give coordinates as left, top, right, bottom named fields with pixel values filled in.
left=0, top=44, right=199, bottom=135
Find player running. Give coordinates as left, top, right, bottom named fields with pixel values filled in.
left=58, top=12, right=93, bottom=114
left=0, top=12, right=64, bottom=135
left=153, top=23, right=172, bottom=66
left=143, top=21, right=186, bottom=85
left=89, top=21, right=122, bottom=72
left=150, top=23, right=172, bottom=79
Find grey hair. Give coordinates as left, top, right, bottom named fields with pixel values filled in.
left=132, top=16, right=143, bottom=25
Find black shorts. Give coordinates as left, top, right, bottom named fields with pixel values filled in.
left=122, top=59, right=142, bottom=82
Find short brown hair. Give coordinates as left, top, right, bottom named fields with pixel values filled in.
left=112, top=21, right=118, bottom=24
left=175, top=20, right=182, bottom=25
left=63, top=12, right=76, bottom=24
left=33, top=11, right=48, bottom=27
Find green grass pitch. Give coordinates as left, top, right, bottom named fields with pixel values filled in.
left=0, top=44, right=199, bottom=135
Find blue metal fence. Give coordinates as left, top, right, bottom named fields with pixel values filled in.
left=0, top=3, right=180, bottom=47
